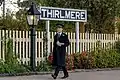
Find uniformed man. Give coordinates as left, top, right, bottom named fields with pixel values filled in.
left=51, top=24, right=70, bottom=79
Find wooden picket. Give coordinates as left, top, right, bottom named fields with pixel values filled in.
left=0, top=30, right=119, bottom=65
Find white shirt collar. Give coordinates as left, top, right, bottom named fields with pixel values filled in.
left=57, top=32, right=62, bottom=35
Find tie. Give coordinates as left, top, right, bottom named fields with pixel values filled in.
left=57, top=33, right=61, bottom=40
left=58, top=33, right=61, bottom=37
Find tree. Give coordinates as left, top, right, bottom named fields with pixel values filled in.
left=0, top=11, right=28, bottom=30
left=3, top=0, right=119, bottom=32
left=17, top=0, right=31, bottom=8
left=37, top=0, right=120, bottom=33
left=0, top=0, right=30, bottom=30
left=16, top=0, right=46, bottom=31
left=0, top=0, right=4, bottom=6
left=87, top=0, right=120, bottom=33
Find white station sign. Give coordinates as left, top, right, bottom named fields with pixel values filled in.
left=39, top=7, right=87, bottom=22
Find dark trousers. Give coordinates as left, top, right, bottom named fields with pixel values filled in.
left=54, top=66, right=68, bottom=76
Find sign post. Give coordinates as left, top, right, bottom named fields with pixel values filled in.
left=76, top=22, right=79, bottom=53
left=39, top=6, right=87, bottom=54
left=46, top=20, right=50, bottom=56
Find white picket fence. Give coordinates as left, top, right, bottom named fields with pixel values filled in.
left=0, top=30, right=119, bottom=65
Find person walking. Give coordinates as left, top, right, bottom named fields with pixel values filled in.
left=51, top=23, right=70, bottom=79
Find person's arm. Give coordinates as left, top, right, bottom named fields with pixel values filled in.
left=63, top=35, right=70, bottom=47
left=60, top=34, right=70, bottom=47
left=53, top=36, right=56, bottom=51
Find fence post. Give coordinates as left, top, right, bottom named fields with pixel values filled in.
left=76, top=22, right=79, bottom=53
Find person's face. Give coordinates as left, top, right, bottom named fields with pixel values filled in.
left=57, top=27, right=63, bottom=32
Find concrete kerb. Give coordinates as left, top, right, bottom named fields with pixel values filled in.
left=0, top=68, right=120, bottom=77
left=0, top=72, right=52, bottom=77
left=74, top=68, right=120, bottom=72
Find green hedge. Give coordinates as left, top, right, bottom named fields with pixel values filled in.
left=66, top=41, right=120, bottom=69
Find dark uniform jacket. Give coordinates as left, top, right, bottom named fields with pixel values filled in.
left=52, top=32, right=70, bottom=66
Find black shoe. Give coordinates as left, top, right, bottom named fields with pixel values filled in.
left=51, top=74, right=57, bottom=79
left=61, top=75, right=69, bottom=79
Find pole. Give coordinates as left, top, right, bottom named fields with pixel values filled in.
left=76, top=22, right=79, bottom=53
left=30, top=26, right=36, bottom=71
left=46, top=21, right=50, bottom=57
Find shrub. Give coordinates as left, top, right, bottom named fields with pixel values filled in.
left=66, top=54, right=74, bottom=70
left=90, top=41, right=120, bottom=68
left=0, top=38, right=30, bottom=74
left=66, top=51, right=95, bottom=69
left=114, top=40, right=120, bottom=53
left=70, top=41, right=120, bottom=69
left=36, top=61, right=52, bottom=72
left=73, top=51, right=95, bottom=69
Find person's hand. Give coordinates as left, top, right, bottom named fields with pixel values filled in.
left=57, top=41, right=62, bottom=46
left=60, top=43, right=64, bottom=45
left=57, top=41, right=64, bottom=46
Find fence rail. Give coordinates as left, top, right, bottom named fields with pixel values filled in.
left=0, top=30, right=119, bottom=65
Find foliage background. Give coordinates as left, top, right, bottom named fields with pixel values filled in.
left=0, top=0, right=120, bottom=33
